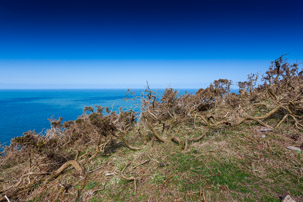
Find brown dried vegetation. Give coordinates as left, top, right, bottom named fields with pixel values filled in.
left=0, top=56, right=302, bottom=201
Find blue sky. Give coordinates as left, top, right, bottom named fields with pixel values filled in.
left=0, top=60, right=270, bottom=89
left=0, top=0, right=302, bottom=89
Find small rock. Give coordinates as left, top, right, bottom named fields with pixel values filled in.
left=105, top=172, right=115, bottom=176
left=286, top=146, right=301, bottom=152
left=281, top=195, right=296, bottom=202
left=259, top=128, right=273, bottom=132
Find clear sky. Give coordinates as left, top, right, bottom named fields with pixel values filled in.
left=0, top=0, right=302, bottom=89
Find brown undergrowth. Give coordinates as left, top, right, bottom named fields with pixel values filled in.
left=0, top=56, right=303, bottom=201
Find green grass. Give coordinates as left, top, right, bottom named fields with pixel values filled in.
left=170, top=152, right=253, bottom=194
left=85, top=181, right=98, bottom=190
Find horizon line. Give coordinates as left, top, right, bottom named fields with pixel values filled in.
left=0, top=88, right=201, bottom=90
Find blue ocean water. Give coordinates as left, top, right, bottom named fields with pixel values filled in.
left=0, top=89, right=197, bottom=145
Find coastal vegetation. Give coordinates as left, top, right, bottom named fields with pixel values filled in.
left=0, top=56, right=303, bottom=201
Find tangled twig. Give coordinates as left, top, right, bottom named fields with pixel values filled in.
left=121, top=162, right=137, bottom=193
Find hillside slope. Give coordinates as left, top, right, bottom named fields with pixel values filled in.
left=1, top=56, right=303, bottom=202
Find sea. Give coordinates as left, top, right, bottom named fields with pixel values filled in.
left=0, top=89, right=198, bottom=145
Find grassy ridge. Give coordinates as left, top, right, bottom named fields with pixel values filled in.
left=1, top=56, right=303, bottom=201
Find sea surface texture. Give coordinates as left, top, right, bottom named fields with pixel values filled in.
left=0, top=89, right=197, bottom=145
